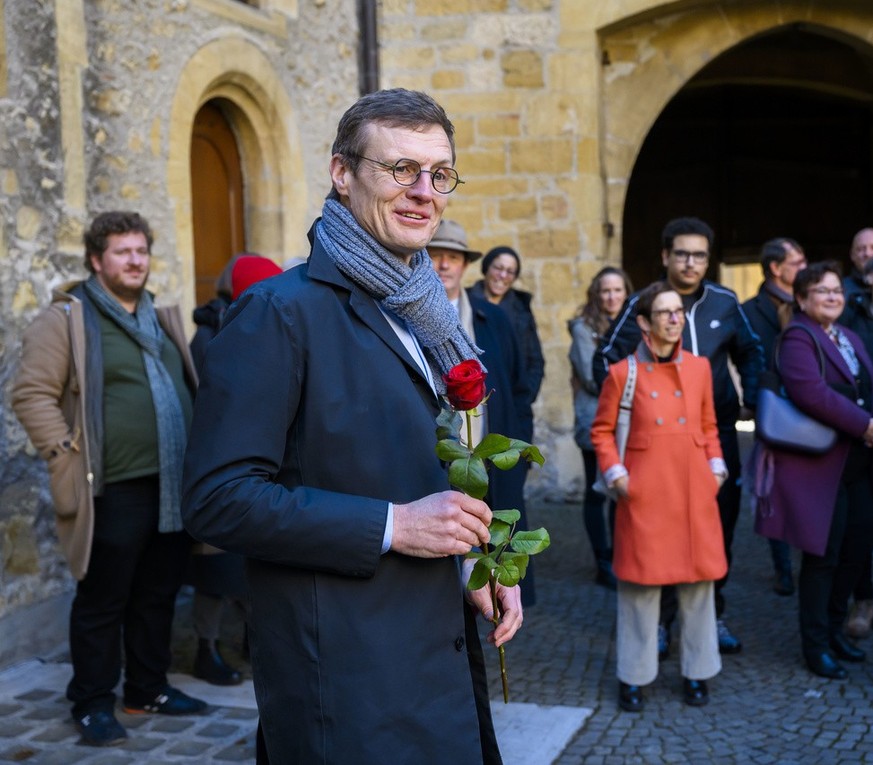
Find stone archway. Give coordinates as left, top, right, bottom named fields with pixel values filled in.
left=599, top=2, right=873, bottom=291
left=167, top=35, right=308, bottom=321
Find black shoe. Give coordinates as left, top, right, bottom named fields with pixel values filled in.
left=830, top=632, right=866, bottom=663
left=123, top=686, right=208, bottom=716
left=806, top=651, right=848, bottom=680
left=73, top=708, right=127, bottom=747
left=716, top=619, right=742, bottom=654
left=682, top=678, right=709, bottom=707
left=657, top=623, right=671, bottom=661
left=773, top=571, right=795, bottom=596
left=618, top=682, right=644, bottom=712
left=194, top=638, right=244, bottom=686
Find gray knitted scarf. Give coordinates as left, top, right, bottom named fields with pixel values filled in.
left=83, top=276, right=187, bottom=533
left=316, top=198, right=483, bottom=392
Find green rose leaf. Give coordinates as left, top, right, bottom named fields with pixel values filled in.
left=517, top=443, right=545, bottom=467
left=488, top=519, right=512, bottom=548
left=502, top=551, right=529, bottom=580
left=472, top=433, right=513, bottom=459
left=466, top=557, right=497, bottom=590
left=494, top=558, right=522, bottom=587
left=490, top=449, right=521, bottom=470
left=436, top=407, right=462, bottom=441
left=448, top=456, right=488, bottom=499
left=492, top=509, right=521, bottom=525
left=435, top=438, right=471, bottom=462
left=509, top=528, right=551, bottom=555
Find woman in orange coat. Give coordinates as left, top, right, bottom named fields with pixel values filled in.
left=591, top=281, right=728, bottom=713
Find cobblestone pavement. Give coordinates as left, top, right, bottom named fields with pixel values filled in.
left=4, top=434, right=873, bottom=763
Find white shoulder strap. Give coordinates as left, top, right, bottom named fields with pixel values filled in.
left=619, top=355, right=637, bottom=411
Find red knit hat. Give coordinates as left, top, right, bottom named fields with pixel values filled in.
left=231, top=255, right=282, bottom=300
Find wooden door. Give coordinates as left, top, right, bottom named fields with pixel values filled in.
left=190, top=100, right=246, bottom=306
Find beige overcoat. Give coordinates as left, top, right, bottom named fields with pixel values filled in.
left=11, top=282, right=196, bottom=580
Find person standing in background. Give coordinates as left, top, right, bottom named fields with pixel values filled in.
left=592, top=281, right=727, bottom=712
left=594, top=216, right=764, bottom=659
left=742, top=237, right=807, bottom=597
left=471, top=246, right=545, bottom=405
left=12, top=211, right=206, bottom=747
left=568, top=266, right=633, bottom=589
left=188, top=253, right=282, bottom=686
left=754, top=262, right=873, bottom=680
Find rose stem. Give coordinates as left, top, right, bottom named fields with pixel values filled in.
left=465, top=408, right=509, bottom=703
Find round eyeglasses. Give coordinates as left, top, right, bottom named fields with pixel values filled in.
left=355, top=156, right=464, bottom=194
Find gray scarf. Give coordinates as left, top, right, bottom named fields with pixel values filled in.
left=83, top=276, right=187, bottom=533
left=316, top=198, right=482, bottom=392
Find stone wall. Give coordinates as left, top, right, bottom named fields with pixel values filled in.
left=376, top=0, right=873, bottom=502
left=0, top=0, right=358, bottom=664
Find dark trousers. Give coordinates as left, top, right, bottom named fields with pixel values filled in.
left=799, top=444, right=873, bottom=657
left=662, top=427, right=741, bottom=625
left=581, top=448, right=614, bottom=562
left=66, top=476, right=191, bottom=715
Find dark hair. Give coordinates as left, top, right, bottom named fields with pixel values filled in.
left=481, top=246, right=520, bottom=277
left=575, top=266, right=634, bottom=335
left=327, top=89, right=455, bottom=201
left=760, top=237, right=802, bottom=279
left=635, top=280, right=676, bottom=321
left=661, top=216, right=714, bottom=252
left=793, top=260, right=842, bottom=301
left=84, top=211, right=153, bottom=273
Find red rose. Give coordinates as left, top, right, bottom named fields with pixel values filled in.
left=442, top=360, right=487, bottom=411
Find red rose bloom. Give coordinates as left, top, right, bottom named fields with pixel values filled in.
left=442, top=360, right=487, bottom=411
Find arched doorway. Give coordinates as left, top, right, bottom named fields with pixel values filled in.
left=621, top=25, right=873, bottom=298
left=190, top=99, right=247, bottom=306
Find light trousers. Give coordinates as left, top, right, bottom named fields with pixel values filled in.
left=617, top=579, right=721, bottom=686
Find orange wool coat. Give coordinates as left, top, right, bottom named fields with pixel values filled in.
left=591, top=343, right=727, bottom=586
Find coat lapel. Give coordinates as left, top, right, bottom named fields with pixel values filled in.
left=306, top=228, right=435, bottom=392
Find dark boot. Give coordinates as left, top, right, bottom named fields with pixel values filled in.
left=193, top=639, right=243, bottom=686
left=595, top=557, right=617, bottom=590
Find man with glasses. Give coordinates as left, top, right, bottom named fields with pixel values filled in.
left=594, top=216, right=764, bottom=659
left=743, top=238, right=807, bottom=598
left=182, top=89, right=520, bottom=764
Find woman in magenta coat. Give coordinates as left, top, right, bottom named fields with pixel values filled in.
left=754, top=261, right=873, bottom=680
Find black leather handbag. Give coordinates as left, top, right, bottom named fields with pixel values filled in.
left=755, top=325, right=837, bottom=455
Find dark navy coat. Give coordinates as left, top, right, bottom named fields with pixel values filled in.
left=182, top=235, right=496, bottom=764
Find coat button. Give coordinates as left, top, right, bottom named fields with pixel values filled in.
left=678, top=417, right=686, bottom=424
left=646, top=364, right=654, bottom=372
left=455, top=637, right=465, bottom=651
left=655, top=417, right=663, bottom=425
left=675, top=390, right=682, bottom=397
left=650, top=391, right=659, bottom=398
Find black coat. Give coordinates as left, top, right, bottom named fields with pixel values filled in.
left=470, top=281, right=545, bottom=403
left=742, top=284, right=784, bottom=369
left=182, top=237, right=497, bottom=764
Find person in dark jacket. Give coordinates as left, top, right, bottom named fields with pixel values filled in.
left=742, top=237, right=807, bottom=597
left=594, top=216, right=765, bottom=658
left=188, top=253, right=282, bottom=686
left=429, top=219, right=535, bottom=605
left=182, top=88, right=522, bottom=765
left=470, top=245, right=545, bottom=407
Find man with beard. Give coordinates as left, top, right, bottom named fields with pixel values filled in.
left=12, top=211, right=205, bottom=747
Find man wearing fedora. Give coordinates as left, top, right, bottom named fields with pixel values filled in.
left=429, top=219, right=536, bottom=605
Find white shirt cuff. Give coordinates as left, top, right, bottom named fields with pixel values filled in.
left=381, top=502, right=394, bottom=554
